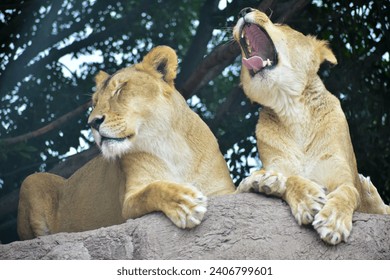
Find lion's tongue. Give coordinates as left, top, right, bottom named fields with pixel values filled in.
left=242, top=56, right=264, bottom=72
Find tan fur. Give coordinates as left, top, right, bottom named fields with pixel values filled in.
left=233, top=9, right=389, bottom=245
left=17, top=46, right=235, bottom=240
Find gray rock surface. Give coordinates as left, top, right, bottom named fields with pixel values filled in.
left=1, top=193, right=389, bottom=259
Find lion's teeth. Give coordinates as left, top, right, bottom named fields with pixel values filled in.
left=264, top=59, right=272, bottom=66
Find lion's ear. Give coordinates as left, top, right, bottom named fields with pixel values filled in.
left=95, top=70, right=110, bottom=87
left=314, top=39, right=338, bottom=66
left=141, top=45, right=178, bottom=86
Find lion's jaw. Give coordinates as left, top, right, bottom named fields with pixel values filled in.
left=90, top=124, right=137, bottom=160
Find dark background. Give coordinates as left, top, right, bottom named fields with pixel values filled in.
left=1, top=0, right=389, bottom=243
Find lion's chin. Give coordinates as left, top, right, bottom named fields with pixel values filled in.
left=100, top=139, right=133, bottom=160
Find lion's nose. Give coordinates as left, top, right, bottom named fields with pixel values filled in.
left=88, top=115, right=105, bottom=130
left=238, top=7, right=254, bottom=18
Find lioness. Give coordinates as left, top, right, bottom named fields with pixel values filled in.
left=17, top=46, right=235, bottom=240
left=233, top=8, right=390, bottom=245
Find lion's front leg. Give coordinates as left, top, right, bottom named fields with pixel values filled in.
left=313, top=184, right=359, bottom=245
left=122, top=181, right=207, bottom=229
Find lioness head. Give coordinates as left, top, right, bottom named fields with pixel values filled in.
left=88, top=46, right=178, bottom=159
left=233, top=8, right=337, bottom=106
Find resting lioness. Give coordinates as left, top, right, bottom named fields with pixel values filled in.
left=17, top=46, right=235, bottom=240
left=233, top=8, right=390, bottom=245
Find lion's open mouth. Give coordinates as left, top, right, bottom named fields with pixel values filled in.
left=239, top=23, right=278, bottom=75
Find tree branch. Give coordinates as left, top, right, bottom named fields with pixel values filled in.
left=274, top=0, right=312, bottom=23
left=1, top=100, right=91, bottom=146
left=179, top=40, right=240, bottom=99
left=176, top=0, right=220, bottom=88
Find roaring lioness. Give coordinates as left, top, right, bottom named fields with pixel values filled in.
left=17, top=46, right=235, bottom=240
left=233, top=8, right=390, bottom=245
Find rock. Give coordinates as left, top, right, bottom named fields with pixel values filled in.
left=0, top=193, right=389, bottom=259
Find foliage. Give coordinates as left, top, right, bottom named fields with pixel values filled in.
left=0, top=0, right=389, bottom=243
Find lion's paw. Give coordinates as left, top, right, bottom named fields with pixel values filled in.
left=164, top=185, right=207, bottom=229
left=291, top=189, right=327, bottom=226
left=312, top=203, right=353, bottom=245
left=236, top=170, right=287, bottom=197
left=284, top=177, right=327, bottom=226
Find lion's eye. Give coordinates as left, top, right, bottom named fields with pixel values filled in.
left=114, top=87, right=122, bottom=95
left=113, top=82, right=127, bottom=96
